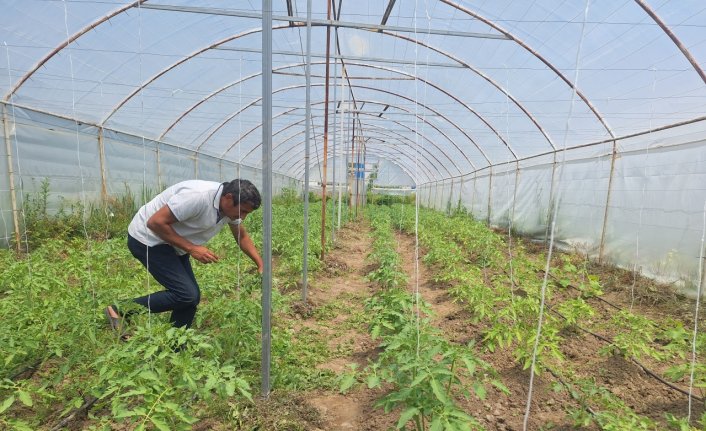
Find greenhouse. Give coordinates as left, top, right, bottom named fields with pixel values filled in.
left=1, top=0, right=706, bottom=430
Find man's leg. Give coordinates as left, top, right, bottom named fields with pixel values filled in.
left=167, top=254, right=201, bottom=328
left=127, top=235, right=201, bottom=328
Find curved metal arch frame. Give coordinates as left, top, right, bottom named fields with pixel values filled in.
left=174, top=58, right=492, bottom=165
left=289, top=143, right=430, bottom=185
left=374, top=30, right=556, bottom=151
left=218, top=92, right=475, bottom=172
left=238, top=99, right=469, bottom=174
left=338, top=61, right=518, bottom=158
left=214, top=101, right=459, bottom=179
left=92, top=24, right=525, bottom=162
left=282, top=139, right=436, bottom=184
left=193, top=82, right=474, bottom=175
left=210, top=82, right=479, bottom=170
left=294, top=149, right=425, bottom=185
left=288, top=143, right=434, bottom=185
left=439, top=0, right=615, bottom=139
left=633, top=0, right=706, bottom=85
left=251, top=113, right=459, bottom=179
left=7, top=2, right=704, bottom=156
left=13, top=9, right=576, bottom=149
left=3, top=0, right=148, bottom=102
left=260, top=116, right=451, bottom=180
left=98, top=24, right=292, bottom=125
left=160, top=59, right=509, bottom=163
left=273, top=121, right=446, bottom=181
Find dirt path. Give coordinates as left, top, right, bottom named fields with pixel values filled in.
left=298, top=221, right=397, bottom=431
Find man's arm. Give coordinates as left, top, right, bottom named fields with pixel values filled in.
left=229, top=223, right=264, bottom=273
left=146, top=205, right=220, bottom=264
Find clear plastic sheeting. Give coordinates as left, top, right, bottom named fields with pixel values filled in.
left=1, top=1, right=705, bottom=292
left=423, top=127, right=706, bottom=294
left=0, top=103, right=298, bottom=248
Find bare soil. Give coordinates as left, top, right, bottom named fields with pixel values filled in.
left=272, top=220, right=703, bottom=430
left=295, top=220, right=399, bottom=431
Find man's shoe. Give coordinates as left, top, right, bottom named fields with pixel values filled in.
left=104, top=305, right=122, bottom=331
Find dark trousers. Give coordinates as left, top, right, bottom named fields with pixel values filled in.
left=127, top=234, right=201, bottom=328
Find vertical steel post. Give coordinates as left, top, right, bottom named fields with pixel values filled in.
left=337, top=64, right=344, bottom=229
left=487, top=168, right=493, bottom=225
left=599, top=140, right=618, bottom=262
left=261, top=0, right=273, bottom=399
left=545, top=153, right=558, bottom=243
left=470, top=174, right=476, bottom=213
left=349, top=118, right=355, bottom=214
left=2, top=104, right=21, bottom=251
left=320, top=0, right=332, bottom=260
left=156, top=143, right=162, bottom=191
left=97, top=127, right=108, bottom=203
left=332, top=54, right=337, bottom=243
left=457, top=176, right=464, bottom=212
left=511, top=161, right=520, bottom=230
left=448, top=178, right=454, bottom=214
left=355, top=136, right=362, bottom=216
left=301, top=0, right=312, bottom=302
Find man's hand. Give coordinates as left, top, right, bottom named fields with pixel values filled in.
left=189, top=245, right=220, bottom=264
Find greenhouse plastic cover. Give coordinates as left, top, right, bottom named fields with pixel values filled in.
left=1, top=0, right=705, bottom=292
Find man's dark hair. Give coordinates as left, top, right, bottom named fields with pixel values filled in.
left=222, top=179, right=261, bottom=210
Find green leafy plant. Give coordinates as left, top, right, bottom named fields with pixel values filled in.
left=599, top=310, right=664, bottom=361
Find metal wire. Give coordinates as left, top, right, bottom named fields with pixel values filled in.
left=523, top=0, right=591, bottom=428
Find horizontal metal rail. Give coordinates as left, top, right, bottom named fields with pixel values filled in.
left=140, top=4, right=510, bottom=39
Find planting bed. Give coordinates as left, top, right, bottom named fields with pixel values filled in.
left=1, top=201, right=705, bottom=430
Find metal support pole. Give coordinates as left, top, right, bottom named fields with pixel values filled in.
left=349, top=117, right=355, bottom=214
left=337, top=63, right=344, bottom=229
left=362, top=140, right=367, bottom=208
left=472, top=173, right=477, bottom=217
left=448, top=178, right=454, bottom=214
left=261, top=0, right=273, bottom=399
left=156, top=143, right=162, bottom=191
left=457, top=176, right=464, bottom=212
left=355, top=136, right=365, bottom=219
left=97, top=127, right=108, bottom=203
left=545, top=153, right=558, bottom=243
left=598, top=140, right=618, bottom=262
left=511, top=161, right=520, bottom=230
left=487, top=169, right=493, bottom=225
left=320, top=0, right=332, bottom=260
left=2, top=104, right=21, bottom=251
left=301, top=0, right=312, bottom=302
left=331, top=55, right=337, bottom=243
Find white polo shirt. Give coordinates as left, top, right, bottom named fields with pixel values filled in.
left=128, top=180, right=241, bottom=255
